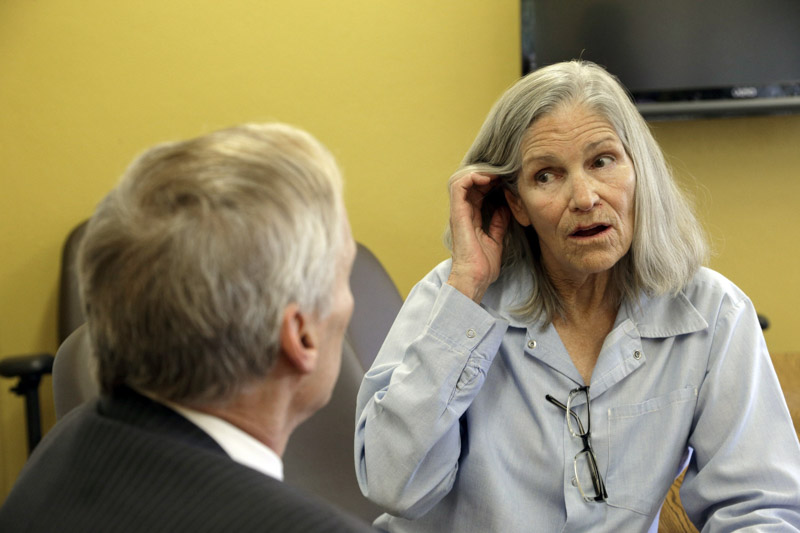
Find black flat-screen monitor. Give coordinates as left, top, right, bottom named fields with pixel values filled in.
left=521, top=0, right=800, bottom=120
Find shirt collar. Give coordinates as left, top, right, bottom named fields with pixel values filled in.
left=625, top=289, right=708, bottom=338
left=484, top=269, right=708, bottom=338
left=152, top=396, right=284, bottom=481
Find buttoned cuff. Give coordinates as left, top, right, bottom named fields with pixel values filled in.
left=426, top=283, right=509, bottom=359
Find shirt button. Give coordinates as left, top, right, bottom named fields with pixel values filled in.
left=466, top=328, right=476, bottom=338
left=527, top=339, right=537, bottom=350
left=633, top=350, right=642, bottom=360
left=571, top=477, right=578, bottom=487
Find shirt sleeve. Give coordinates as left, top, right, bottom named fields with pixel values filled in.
left=682, top=290, right=800, bottom=531
left=354, top=273, right=508, bottom=519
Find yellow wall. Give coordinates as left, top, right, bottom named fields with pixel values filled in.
left=1, top=0, right=798, bottom=503
left=651, top=115, right=800, bottom=356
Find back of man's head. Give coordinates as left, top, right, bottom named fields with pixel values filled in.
left=78, top=123, right=345, bottom=405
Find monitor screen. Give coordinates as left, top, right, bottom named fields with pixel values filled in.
left=522, top=0, right=800, bottom=119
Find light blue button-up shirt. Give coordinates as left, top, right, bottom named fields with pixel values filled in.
left=355, top=261, right=800, bottom=532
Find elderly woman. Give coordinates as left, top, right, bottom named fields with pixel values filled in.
left=354, top=61, right=800, bottom=532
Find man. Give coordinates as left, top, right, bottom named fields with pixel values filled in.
left=0, top=123, right=374, bottom=532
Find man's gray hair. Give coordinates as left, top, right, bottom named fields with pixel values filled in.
left=446, top=60, right=708, bottom=322
left=79, top=123, right=345, bottom=404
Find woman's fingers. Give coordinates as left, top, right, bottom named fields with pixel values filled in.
left=449, top=172, right=499, bottom=226
left=450, top=172, right=497, bottom=204
left=447, top=172, right=508, bottom=302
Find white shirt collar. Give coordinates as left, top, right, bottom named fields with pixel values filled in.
left=159, top=398, right=284, bottom=481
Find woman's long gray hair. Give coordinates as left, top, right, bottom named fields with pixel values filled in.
left=446, top=61, right=707, bottom=323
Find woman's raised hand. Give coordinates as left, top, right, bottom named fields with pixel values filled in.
left=446, top=172, right=510, bottom=303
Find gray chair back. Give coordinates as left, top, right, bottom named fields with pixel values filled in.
left=52, top=324, right=97, bottom=419
left=58, top=220, right=88, bottom=342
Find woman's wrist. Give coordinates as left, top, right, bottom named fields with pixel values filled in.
left=446, top=268, right=489, bottom=304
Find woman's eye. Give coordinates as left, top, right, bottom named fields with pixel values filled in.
left=593, top=155, right=614, bottom=168
left=535, top=171, right=553, bottom=184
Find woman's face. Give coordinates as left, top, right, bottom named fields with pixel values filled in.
left=504, top=104, right=636, bottom=283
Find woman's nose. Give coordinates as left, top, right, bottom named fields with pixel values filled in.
left=568, top=173, right=599, bottom=212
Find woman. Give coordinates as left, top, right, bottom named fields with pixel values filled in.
left=354, top=61, right=800, bottom=532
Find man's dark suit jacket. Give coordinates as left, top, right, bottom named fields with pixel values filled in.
left=0, top=387, right=375, bottom=533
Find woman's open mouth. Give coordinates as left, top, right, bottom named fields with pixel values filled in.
left=570, top=224, right=610, bottom=238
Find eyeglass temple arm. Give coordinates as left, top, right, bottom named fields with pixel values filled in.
left=545, top=394, right=586, bottom=435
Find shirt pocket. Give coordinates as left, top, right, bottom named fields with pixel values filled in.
left=604, top=386, right=697, bottom=516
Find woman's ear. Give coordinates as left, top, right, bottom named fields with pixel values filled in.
left=504, top=189, right=531, bottom=227
left=279, top=304, right=319, bottom=375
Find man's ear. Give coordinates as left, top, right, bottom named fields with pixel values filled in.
left=279, top=304, right=319, bottom=375
left=504, top=189, right=531, bottom=227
